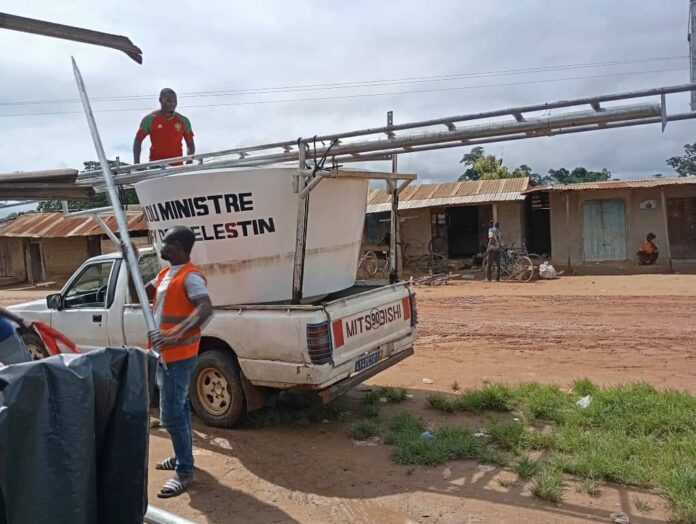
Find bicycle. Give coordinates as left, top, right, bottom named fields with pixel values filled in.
left=356, top=250, right=392, bottom=280
left=482, top=245, right=535, bottom=282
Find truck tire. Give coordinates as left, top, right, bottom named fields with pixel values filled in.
left=190, top=349, right=244, bottom=428
left=21, top=331, right=49, bottom=360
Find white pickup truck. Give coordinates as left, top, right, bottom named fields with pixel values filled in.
left=8, top=249, right=417, bottom=427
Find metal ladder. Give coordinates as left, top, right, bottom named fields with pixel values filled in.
left=68, top=81, right=696, bottom=303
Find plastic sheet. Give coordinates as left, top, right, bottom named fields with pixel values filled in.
left=0, top=347, right=155, bottom=524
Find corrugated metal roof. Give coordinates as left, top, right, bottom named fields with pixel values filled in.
left=524, top=176, right=696, bottom=193
left=0, top=169, right=93, bottom=200
left=366, top=178, right=529, bottom=213
left=0, top=210, right=147, bottom=238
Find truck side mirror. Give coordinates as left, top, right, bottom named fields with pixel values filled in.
left=46, top=294, right=64, bottom=310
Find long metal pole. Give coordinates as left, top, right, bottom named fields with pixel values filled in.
left=71, top=57, right=161, bottom=358
left=86, top=82, right=696, bottom=176
left=292, top=144, right=309, bottom=304
left=691, top=1, right=696, bottom=110
left=144, top=505, right=195, bottom=524
left=86, top=103, right=668, bottom=187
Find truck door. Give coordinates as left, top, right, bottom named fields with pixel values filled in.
left=50, top=260, right=120, bottom=352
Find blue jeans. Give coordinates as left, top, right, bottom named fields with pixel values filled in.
left=156, top=356, right=196, bottom=478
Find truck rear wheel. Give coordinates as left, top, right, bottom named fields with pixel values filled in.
left=21, top=331, right=49, bottom=360
left=191, top=349, right=244, bottom=428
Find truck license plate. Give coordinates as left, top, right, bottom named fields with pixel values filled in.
left=355, top=350, right=383, bottom=372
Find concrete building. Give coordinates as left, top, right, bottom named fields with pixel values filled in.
left=364, top=178, right=531, bottom=260
left=0, top=211, right=148, bottom=285
left=525, top=177, right=696, bottom=270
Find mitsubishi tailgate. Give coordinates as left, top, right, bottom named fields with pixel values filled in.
left=320, top=283, right=416, bottom=384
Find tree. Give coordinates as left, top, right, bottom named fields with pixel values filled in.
left=533, top=167, right=611, bottom=185
left=458, top=146, right=485, bottom=180
left=666, top=142, right=696, bottom=177
left=458, top=147, right=535, bottom=181
left=37, top=159, right=139, bottom=212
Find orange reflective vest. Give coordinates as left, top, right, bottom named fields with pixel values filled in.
left=152, top=262, right=206, bottom=363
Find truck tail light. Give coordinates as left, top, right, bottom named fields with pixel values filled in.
left=408, top=293, right=418, bottom=327
left=306, top=321, right=333, bottom=365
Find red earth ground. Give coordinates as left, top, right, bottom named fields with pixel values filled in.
left=3, top=274, right=694, bottom=523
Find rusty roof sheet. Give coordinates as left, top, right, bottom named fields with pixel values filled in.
left=0, top=169, right=93, bottom=201
left=524, top=176, right=696, bottom=193
left=366, top=177, right=529, bottom=213
left=0, top=210, right=147, bottom=238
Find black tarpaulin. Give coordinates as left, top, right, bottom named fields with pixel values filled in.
left=0, top=347, right=153, bottom=524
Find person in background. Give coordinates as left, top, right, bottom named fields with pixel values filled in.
left=485, top=221, right=502, bottom=282
left=637, top=232, right=659, bottom=265
left=124, top=227, right=212, bottom=498
left=0, top=308, right=33, bottom=366
left=133, top=88, right=195, bottom=166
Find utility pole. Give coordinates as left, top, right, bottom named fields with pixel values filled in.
left=690, top=0, right=696, bottom=110
left=387, top=111, right=401, bottom=281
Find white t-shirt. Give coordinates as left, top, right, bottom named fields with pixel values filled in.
left=153, top=265, right=209, bottom=326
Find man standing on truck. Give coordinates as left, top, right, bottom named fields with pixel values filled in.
left=125, top=226, right=212, bottom=498
left=133, top=88, right=195, bottom=165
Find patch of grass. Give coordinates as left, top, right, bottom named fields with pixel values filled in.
left=527, top=430, right=556, bottom=450
left=361, top=402, right=382, bottom=419
left=488, top=420, right=530, bottom=454
left=390, top=425, right=501, bottom=467
left=513, top=455, right=538, bottom=479
left=426, top=393, right=456, bottom=412
left=454, top=384, right=516, bottom=413
left=516, top=383, right=570, bottom=423
left=419, top=382, right=696, bottom=522
left=364, top=386, right=408, bottom=405
left=576, top=478, right=602, bottom=498
left=351, top=419, right=380, bottom=440
left=531, top=463, right=564, bottom=503
left=451, top=381, right=461, bottom=391
left=384, top=412, right=425, bottom=446
left=665, top=466, right=696, bottom=524
left=634, top=497, right=653, bottom=514
left=572, top=378, right=598, bottom=397
left=384, top=413, right=505, bottom=467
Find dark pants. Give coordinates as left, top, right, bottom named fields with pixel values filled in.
left=486, top=249, right=501, bottom=281
left=637, top=250, right=658, bottom=265
left=156, top=356, right=196, bottom=478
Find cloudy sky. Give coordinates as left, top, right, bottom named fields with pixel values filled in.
left=2, top=0, right=694, bottom=194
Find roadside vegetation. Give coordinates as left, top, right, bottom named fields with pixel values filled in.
left=421, top=381, right=696, bottom=523
left=239, top=381, right=695, bottom=522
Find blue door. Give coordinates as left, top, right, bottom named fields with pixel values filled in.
left=582, top=200, right=626, bottom=261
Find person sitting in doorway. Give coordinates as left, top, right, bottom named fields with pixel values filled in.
left=637, top=233, right=659, bottom=265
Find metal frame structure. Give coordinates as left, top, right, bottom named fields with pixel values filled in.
left=75, top=83, right=696, bottom=188
left=66, top=82, right=696, bottom=300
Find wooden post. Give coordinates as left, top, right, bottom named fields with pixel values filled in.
left=565, top=192, right=571, bottom=271
left=660, top=188, right=673, bottom=273
left=492, top=203, right=498, bottom=223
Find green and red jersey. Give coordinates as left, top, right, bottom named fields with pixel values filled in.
left=136, top=111, right=194, bottom=161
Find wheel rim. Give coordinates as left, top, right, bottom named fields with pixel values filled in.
left=517, top=257, right=535, bottom=282
left=196, top=367, right=231, bottom=416
left=25, top=343, right=45, bottom=361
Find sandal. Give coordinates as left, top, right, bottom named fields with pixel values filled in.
left=157, top=475, right=192, bottom=499
left=155, top=456, right=177, bottom=471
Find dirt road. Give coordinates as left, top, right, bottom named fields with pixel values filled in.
left=3, top=275, right=694, bottom=523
